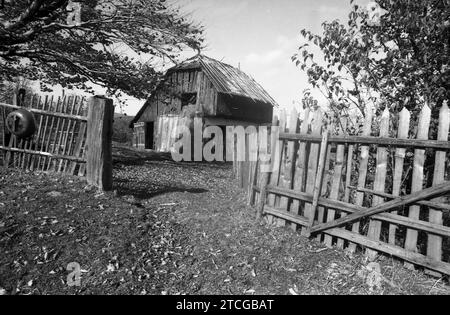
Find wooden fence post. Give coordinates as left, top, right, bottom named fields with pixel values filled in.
left=305, top=126, right=329, bottom=237
left=366, top=107, right=390, bottom=260
left=324, top=118, right=347, bottom=247
left=348, top=104, right=373, bottom=253
left=405, top=104, right=431, bottom=269
left=427, top=102, right=449, bottom=276
left=86, top=96, right=113, bottom=191
left=302, top=108, right=323, bottom=236
left=389, top=107, right=410, bottom=245
left=291, top=108, right=310, bottom=233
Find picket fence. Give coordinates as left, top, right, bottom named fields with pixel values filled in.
left=235, top=103, right=450, bottom=276
left=0, top=93, right=114, bottom=190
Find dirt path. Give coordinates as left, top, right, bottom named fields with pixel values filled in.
left=0, top=147, right=448, bottom=295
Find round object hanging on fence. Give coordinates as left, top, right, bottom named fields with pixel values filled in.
left=6, top=109, right=37, bottom=138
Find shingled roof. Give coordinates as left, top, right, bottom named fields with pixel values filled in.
left=171, top=55, right=278, bottom=106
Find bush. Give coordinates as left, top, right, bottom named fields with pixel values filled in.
left=113, top=114, right=134, bottom=145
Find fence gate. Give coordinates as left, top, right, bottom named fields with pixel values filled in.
left=238, top=103, right=450, bottom=276
left=0, top=93, right=113, bottom=191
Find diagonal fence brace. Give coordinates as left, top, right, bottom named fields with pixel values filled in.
left=310, top=181, right=450, bottom=235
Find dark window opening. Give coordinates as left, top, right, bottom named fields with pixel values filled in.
left=181, top=93, right=197, bottom=107
left=145, top=122, right=154, bottom=149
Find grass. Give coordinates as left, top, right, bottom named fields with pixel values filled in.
left=0, top=146, right=449, bottom=295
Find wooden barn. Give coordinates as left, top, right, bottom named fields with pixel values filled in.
left=130, top=55, right=277, bottom=152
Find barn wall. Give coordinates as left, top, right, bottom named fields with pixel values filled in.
left=137, top=69, right=203, bottom=124
left=196, top=71, right=217, bottom=116
left=135, top=66, right=274, bottom=153
left=155, top=115, right=180, bottom=152
left=154, top=104, right=197, bottom=152
left=216, top=94, right=273, bottom=124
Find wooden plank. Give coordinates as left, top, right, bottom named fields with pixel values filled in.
left=25, top=95, right=40, bottom=169
left=34, top=95, right=48, bottom=169
left=267, top=111, right=285, bottom=224
left=257, top=169, right=270, bottom=220
left=367, top=107, right=390, bottom=260
left=38, top=96, right=53, bottom=170
left=348, top=104, right=373, bottom=253
left=264, top=200, right=450, bottom=246
left=248, top=130, right=259, bottom=206
left=39, top=95, right=56, bottom=170
left=14, top=136, right=23, bottom=168
left=20, top=94, right=38, bottom=169
left=86, top=96, right=114, bottom=191
left=48, top=96, right=66, bottom=171
left=322, top=227, right=450, bottom=275
left=290, top=108, right=310, bottom=232
left=53, top=97, right=70, bottom=171
left=241, top=134, right=250, bottom=190
left=343, top=145, right=354, bottom=203
left=303, top=108, right=323, bottom=235
left=278, top=108, right=299, bottom=227
left=427, top=102, right=449, bottom=263
left=0, top=102, right=87, bottom=121
left=273, top=110, right=288, bottom=226
left=64, top=97, right=84, bottom=172
left=256, top=114, right=278, bottom=220
left=62, top=97, right=79, bottom=171
left=389, top=108, right=410, bottom=245
left=306, top=127, right=328, bottom=236
left=78, top=142, right=87, bottom=176
left=3, top=134, right=14, bottom=167
left=278, top=134, right=450, bottom=150
left=310, top=181, right=450, bottom=234
left=337, top=142, right=354, bottom=249
left=28, top=96, right=45, bottom=171
left=405, top=104, right=431, bottom=266
left=248, top=138, right=260, bottom=206
left=69, top=121, right=87, bottom=175
left=58, top=96, right=78, bottom=172
left=4, top=94, right=19, bottom=168
left=263, top=184, right=450, bottom=237
left=324, top=119, right=347, bottom=247
left=263, top=205, right=309, bottom=227
left=43, top=96, right=62, bottom=171
left=0, top=145, right=86, bottom=163
left=316, top=143, right=332, bottom=240
left=349, top=186, right=450, bottom=211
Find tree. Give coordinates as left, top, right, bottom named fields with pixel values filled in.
left=0, top=76, right=34, bottom=102
left=0, top=0, right=203, bottom=100
left=293, top=0, right=450, bottom=124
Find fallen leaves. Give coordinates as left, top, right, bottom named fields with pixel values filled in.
left=288, top=287, right=299, bottom=295
left=0, top=152, right=448, bottom=295
left=46, top=191, right=62, bottom=198
left=244, top=288, right=255, bottom=294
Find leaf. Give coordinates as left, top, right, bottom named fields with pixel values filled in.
left=47, top=191, right=62, bottom=197
left=289, top=288, right=299, bottom=295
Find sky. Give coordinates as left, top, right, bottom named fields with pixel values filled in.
left=33, top=0, right=370, bottom=116
left=169, top=0, right=355, bottom=113
left=113, top=0, right=369, bottom=116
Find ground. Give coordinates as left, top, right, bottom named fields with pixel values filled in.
left=0, top=145, right=449, bottom=295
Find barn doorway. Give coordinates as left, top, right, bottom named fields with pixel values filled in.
left=145, top=122, right=154, bottom=149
